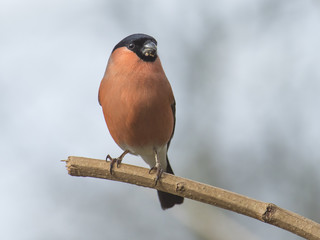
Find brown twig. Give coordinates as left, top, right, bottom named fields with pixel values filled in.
left=64, top=156, right=320, bottom=240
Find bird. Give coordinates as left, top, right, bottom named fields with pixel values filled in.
left=98, top=33, right=184, bottom=210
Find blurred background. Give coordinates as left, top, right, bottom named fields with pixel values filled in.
left=1, top=0, right=320, bottom=239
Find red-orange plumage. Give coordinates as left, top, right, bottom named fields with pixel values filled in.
left=99, top=47, right=174, bottom=150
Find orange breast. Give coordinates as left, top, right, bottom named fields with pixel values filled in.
left=99, top=48, right=175, bottom=149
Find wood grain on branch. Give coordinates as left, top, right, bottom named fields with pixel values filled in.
left=64, top=156, right=320, bottom=240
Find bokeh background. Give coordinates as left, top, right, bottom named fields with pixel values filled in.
left=1, top=0, right=320, bottom=239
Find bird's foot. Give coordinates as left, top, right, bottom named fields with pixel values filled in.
left=149, top=162, right=164, bottom=186
left=106, top=150, right=129, bottom=174
left=106, top=155, right=122, bottom=174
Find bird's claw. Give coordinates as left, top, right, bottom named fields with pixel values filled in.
left=149, top=164, right=164, bottom=186
left=106, top=154, right=122, bottom=175
left=106, top=150, right=129, bottom=175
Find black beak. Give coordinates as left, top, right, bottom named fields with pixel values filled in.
left=141, top=41, right=157, bottom=57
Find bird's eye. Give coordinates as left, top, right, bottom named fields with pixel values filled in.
left=128, top=43, right=135, bottom=49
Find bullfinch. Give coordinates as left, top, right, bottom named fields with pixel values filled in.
left=98, top=33, right=184, bottom=210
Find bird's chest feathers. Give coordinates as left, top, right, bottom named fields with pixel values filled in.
left=121, top=70, right=165, bottom=121
left=116, top=61, right=166, bottom=109
left=114, top=62, right=171, bottom=137
left=102, top=54, right=174, bottom=148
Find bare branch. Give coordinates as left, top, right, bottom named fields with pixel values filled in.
left=64, top=156, right=320, bottom=240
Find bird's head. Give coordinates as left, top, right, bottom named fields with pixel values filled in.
left=112, top=33, right=158, bottom=62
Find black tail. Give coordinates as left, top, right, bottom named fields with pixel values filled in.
left=157, top=156, right=184, bottom=210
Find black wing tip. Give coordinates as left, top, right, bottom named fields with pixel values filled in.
left=157, top=190, right=184, bottom=210
left=157, top=156, right=184, bottom=210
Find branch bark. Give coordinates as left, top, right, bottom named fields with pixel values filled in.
left=64, top=156, right=320, bottom=240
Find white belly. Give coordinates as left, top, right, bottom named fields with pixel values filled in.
left=120, top=143, right=168, bottom=169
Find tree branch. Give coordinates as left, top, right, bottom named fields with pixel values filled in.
left=64, top=156, right=320, bottom=240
